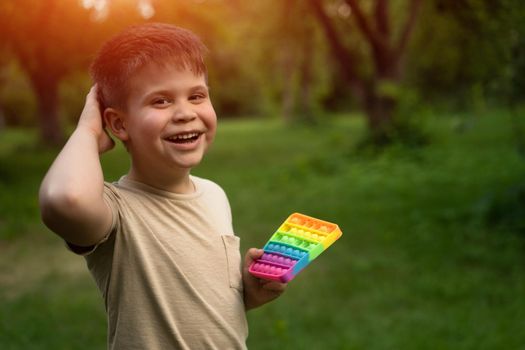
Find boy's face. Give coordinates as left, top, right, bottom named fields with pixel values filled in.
left=119, top=62, right=217, bottom=177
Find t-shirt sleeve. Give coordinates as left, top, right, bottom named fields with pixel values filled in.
left=192, top=176, right=235, bottom=236
left=65, top=182, right=120, bottom=256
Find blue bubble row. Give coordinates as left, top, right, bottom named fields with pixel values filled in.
left=266, top=243, right=307, bottom=259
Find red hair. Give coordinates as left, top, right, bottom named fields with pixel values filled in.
left=90, top=23, right=208, bottom=110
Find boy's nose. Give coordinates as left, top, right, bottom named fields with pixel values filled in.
left=171, top=104, right=197, bottom=123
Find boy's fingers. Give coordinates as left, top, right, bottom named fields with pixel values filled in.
left=86, top=85, right=99, bottom=105
left=99, top=129, right=115, bottom=154
left=261, top=281, right=287, bottom=292
left=244, top=248, right=264, bottom=269
left=80, top=87, right=102, bottom=122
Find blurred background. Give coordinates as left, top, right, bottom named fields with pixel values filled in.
left=1, top=0, right=524, bottom=348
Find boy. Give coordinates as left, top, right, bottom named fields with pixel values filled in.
left=39, top=23, right=286, bottom=349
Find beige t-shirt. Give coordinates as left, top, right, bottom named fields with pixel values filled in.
left=71, top=175, right=248, bottom=350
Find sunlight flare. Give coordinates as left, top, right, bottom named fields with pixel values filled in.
left=80, top=0, right=155, bottom=20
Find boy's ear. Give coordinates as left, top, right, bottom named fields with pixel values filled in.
left=103, top=108, right=129, bottom=141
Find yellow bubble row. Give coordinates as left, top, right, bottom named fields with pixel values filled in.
left=285, top=227, right=325, bottom=242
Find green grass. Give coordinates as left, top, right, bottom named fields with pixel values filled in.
left=1, top=111, right=524, bottom=349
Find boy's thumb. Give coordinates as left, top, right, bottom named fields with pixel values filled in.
left=244, top=248, right=264, bottom=267
left=99, top=130, right=115, bottom=154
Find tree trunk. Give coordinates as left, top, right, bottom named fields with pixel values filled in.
left=281, top=51, right=296, bottom=124
left=309, top=0, right=422, bottom=146
left=31, top=75, right=64, bottom=146
left=0, top=106, right=5, bottom=131
left=364, top=48, right=401, bottom=142
left=364, top=85, right=397, bottom=144
left=280, top=0, right=296, bottom=124
left=298, top=21, right=316, bottom=124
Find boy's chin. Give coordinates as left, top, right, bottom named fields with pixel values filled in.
left=171, top=155, right=205, bottom=170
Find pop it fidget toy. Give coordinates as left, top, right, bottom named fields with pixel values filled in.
left=249, top=213, right=343, bottom=283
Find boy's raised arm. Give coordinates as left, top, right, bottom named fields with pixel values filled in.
left=39, top=86, right=115, bottom=247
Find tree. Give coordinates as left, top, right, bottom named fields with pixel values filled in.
left=0, top=0, right=153, bottom=146
left=277, top=0, right=328, bottom=124
left=0, top=0, right=102, bottom=145
left=308, top=0, right=422, bottom=144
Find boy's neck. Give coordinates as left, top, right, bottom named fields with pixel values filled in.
left=127, top=167, right=195, bottom=194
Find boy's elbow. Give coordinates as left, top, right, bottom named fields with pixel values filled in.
left=38, top=182, right=110, bottom=247
left=39, top=185, right=85, bottom=229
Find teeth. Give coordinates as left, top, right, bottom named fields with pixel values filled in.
left=168, top=132, right=200, bottom=141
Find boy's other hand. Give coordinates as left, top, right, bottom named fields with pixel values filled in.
left=78, top=85, right=115, bottom=154
left=242, top=248, right=287, bottom=311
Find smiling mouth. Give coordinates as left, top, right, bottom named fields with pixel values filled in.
left=165, top=132, right=202, bottom=144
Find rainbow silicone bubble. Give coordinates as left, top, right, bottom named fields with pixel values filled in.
left=248, top=213, right=343, bottom=283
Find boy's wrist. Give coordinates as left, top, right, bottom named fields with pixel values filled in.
left=74, top=124, right=115, bottom=154
left=75, top=119, right=100, bottom=135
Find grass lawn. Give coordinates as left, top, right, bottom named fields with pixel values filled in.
left=1, top=110, right=524, bottom=349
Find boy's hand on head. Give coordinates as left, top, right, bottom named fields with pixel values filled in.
left=78, top=85, right=115, bottom=154
left=242, top=248, right=287, bottom=311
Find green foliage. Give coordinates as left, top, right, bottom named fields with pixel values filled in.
left=0, top=129, right=55, bottom=239
left=481, top=182, right=525, bottom=236
left=0, top=0, right=523, bottom=140
left=408, top=0, right=525, bottom=109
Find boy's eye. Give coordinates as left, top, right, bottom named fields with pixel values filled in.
left=152, top=97, right=172, bottom=106
left=189, top=93, right=206, bottom=102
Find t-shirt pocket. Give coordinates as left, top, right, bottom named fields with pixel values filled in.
left=221, top=235, right=243, bottom=292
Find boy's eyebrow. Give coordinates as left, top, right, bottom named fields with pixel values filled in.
left=190, top=85, right=210, bottom=93
left=142, top=85, right=209, bottom=99
left=141, top=85, right=209, bottom=101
